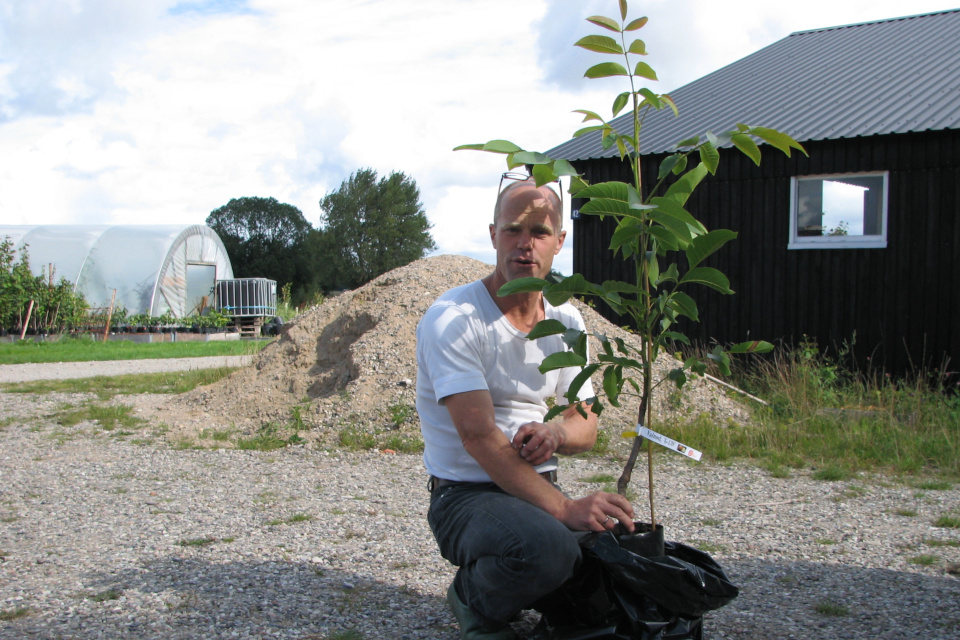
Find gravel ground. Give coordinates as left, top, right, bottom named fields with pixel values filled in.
left=1, top=381, right=959, bottom=639
left=0, top=356, right=255, bottom=384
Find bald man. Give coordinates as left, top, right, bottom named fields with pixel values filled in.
left=416, top=174, right=634, bottom=639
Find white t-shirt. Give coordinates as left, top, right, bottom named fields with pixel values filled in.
left=416, top=280, right=595, bottom=482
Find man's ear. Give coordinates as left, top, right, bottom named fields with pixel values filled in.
left=555, top=229, right=567, bottom=255
left=489, top=223, right=497, bottom=248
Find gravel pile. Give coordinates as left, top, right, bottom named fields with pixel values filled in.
left=150, top=254, right=750, bottom=449
left=1, top=390, right=958, bottom=639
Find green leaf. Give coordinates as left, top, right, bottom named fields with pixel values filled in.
left=581, top=197, right=631, bottom=219
left=627, top=38, right=647, bottom=54
left=686, top=229, right=738, bottom=269
left=531, top=163, right=557, bottom=186
left=658, top=154, right=681, bottom=180
left=731, top=133, right=761, bottom=165
left=615, top=136, right=628, bottom=159
left=707, top=345, right=732, bottom=376
left=680, top=266, right=733, bottom=294
left=585, top=62, right=629, bottom=79
left=612, top=92, right=630, bottom=117
left=625, top=16, right=648, bottom=31
left=602, top=366, right=622, bottom=407
left=586, top=15, right=621, bottom=32
left=650, top=197, right=705, bottom=236
left=513, top=150, right=551, bottom=166
left=575, top=181, right=632, bottom=201
left=676, top=135, right=699, bottom=148
left=668, top=291, right=699, bottom=321
left=575, top=35, right=623, bottom=54
left=527, top=318, right=568, bottom=339
left=633, top=61, right=658, bottom=80
left=637, top=87, right=661, bottom=109
left=646, top=225, right=679, bottom=252
left=574, top=109, right=606, bottom=123
left=672, top=154, right=688, bottom=175
left=661, top=94, right=679, bottom=117
left=544, top=404, right=567, bottom=422
left=663, top=162, right=708, bottom=206
left=539, top=351, right=587, bottom=373
left=728, top=340, right=774, bottom=354
left=453, top=143, right=486, bottom=151
left=497, top=277, right=548, bottom=297
left=611, top=223, right=645, bottom=253
left=573, top=125, right=606, bottom=138
left=699, top=141, right=719, bottom=175
left=618, top=0, right=627, bottom=20
left=749, top=126, right=807, bottom=157
left=542, top=273, right=604, bottom=307
left=481, top=140, right=522, bottom=153
left=658, top=330, right=691, bottom=345
left=566, top=363, right=601, bottom=405
left=621, top=431, right=638, bottom=439
left=552, top=158, right=579, bottom=177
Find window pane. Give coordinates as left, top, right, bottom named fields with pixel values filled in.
left=796, top=175, right=884, bottom=237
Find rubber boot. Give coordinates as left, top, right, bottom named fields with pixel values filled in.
left=446, top=583, right=518, bottom=640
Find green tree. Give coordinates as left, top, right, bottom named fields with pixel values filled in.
left=206, top=197, right=316, bottom=302
left=317, top=168, right=436, bottom=290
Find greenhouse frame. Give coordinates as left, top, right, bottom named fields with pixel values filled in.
left=0, top=224, right=234, bottom=318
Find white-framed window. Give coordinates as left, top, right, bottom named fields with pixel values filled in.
left=788, top=172, right=888, bottom=249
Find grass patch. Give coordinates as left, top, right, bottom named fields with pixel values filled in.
left=923, top=538, right=960, bottom=548
left=895, top=508, right=917, bottom=517
left=266, top=513, right=313, bottom=526
left=814, top=600, right=850, bottom=616
left=56, top=403, right=144, bottom=431
left=176, top=536, right=217, bottom=547
left=379, top=433, right=423, bottom=453
left=0, top=607, right=31, bottom=621
left=235, top=421, right=304, bottom=451
left=933, top=514, right=960, bottom=528
left=662, top=340, right=960, bottom=477
left=908, top=554, right=939, bottom=566
left=2, top=367, right=241, bottom=398
left=88, top=588, right=122, bottom=602
left=0, top=336, right=268, bottom=365
left=580, top=473, right=616, bottom=484
left=914, top=480, right=953, bottom=491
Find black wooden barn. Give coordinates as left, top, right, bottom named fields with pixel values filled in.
left=548, top=9, right=960, bottom=378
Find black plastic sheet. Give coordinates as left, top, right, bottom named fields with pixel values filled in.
left=532, top=525, right=738, bottom=640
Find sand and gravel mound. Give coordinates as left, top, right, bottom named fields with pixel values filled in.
left=153, top=255, right=750, bottom=447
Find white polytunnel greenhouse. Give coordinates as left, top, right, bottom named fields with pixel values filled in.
left=0, top=224, right=234, bottom=318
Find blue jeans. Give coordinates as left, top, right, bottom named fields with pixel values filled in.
left=427, top=482, right=582, bottom=629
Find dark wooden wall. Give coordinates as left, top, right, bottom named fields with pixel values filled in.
left=571, top=129, right=960, bottom=378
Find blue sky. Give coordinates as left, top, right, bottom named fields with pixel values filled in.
left=1, top=0, right=957, bottom=275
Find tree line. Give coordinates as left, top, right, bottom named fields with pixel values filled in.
left=206, top=168, right=436, bottom=306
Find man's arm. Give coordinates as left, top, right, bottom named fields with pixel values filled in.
left=512, top=402, right=597, bottom=466
left=444, top=389, right=633, bottom=532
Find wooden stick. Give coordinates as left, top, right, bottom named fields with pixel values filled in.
left=704, top=373, right=769, bottom=406
left=19, top=300, right=34, bottom=340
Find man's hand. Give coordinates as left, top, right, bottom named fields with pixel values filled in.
left=512, top=422, right=564, bottom=466
left=559, top=491, right=635, bottom=533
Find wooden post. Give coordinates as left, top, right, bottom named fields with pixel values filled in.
left=20, top=300, right=34, bottom=340
left=102, top=290, right=117, bottom=342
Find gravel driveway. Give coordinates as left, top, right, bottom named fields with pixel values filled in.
left=1, top=363, right=959, bottom=639
left=0, top=355, right=255, bottom=383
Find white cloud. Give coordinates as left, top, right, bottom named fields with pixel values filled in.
left=1, top=0, right=957, bottom=278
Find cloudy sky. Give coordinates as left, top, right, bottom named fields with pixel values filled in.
left=1, top=0, right=956, bottom=275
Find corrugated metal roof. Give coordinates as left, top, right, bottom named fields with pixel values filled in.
left=548, top=9, right=960, bottom=160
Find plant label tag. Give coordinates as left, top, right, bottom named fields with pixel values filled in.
left=637, top=425, right=702, bottom=462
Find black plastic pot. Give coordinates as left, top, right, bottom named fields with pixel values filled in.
left=532, top=523, right=737, bottom=640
